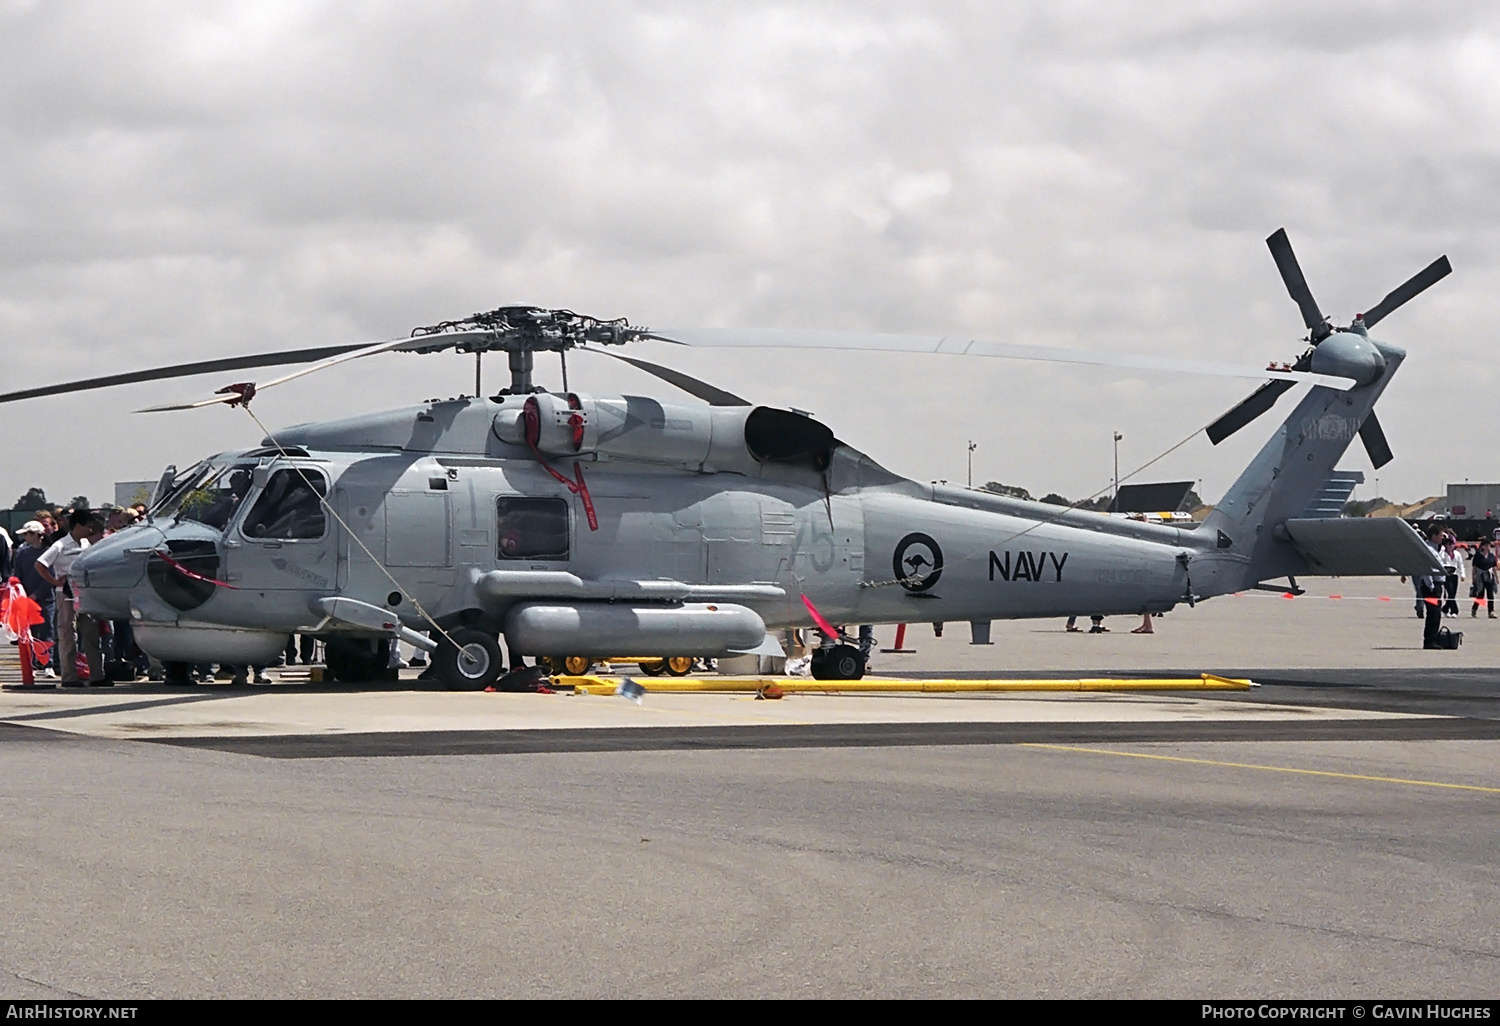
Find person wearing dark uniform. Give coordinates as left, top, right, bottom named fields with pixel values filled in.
left=1471, top=539, right=1498, bottom=618
left=1420, top=528, right=1448, bottom=649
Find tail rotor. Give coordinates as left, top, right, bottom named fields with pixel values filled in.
left=1204, top=229, right=1451, bottom=469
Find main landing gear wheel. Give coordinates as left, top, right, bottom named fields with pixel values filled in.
left=663, top=656, right=695, bottom=676
left=324, top=637, right=388, bottom=683
left=435, top=628, right=504, bottom=691
left=810, top=644, right=865, bottom=681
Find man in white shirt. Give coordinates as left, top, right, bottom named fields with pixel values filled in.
left=36, top=510, right=100, bottom=686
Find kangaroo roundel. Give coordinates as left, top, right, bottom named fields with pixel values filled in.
left=894, top=533, right=943, bottom=592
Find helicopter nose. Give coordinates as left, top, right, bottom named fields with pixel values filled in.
left=75, top=524, right=164, bottom=618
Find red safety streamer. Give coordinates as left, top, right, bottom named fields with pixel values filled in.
left=573, top=462, right=598, bottom=532
left=522, top=396, right=599, bottom=531
left=155, top=551, right=239, bottom=590
left=800, top=593, right=840, bottom=638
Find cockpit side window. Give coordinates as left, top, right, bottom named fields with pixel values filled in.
left=242, top=469, right=328, bottom=540
left=177, top=463, right=257, bottom=530
left=496, top=497, right=569, bottom=560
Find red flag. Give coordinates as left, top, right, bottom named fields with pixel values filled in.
left=1, top=590, right=42, bottom=635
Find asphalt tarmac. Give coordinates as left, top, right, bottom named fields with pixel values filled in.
left=1, top=575, right=1498, bottom=998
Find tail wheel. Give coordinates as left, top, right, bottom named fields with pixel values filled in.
left=638, top=660, right=666, bottom=676
left=435, top=628, right=504, bottom=691
left=664, top=656, right=695, bottom=676
left=562, top=655, right=593, bottom=675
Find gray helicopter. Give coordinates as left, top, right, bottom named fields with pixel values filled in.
left=7, top=230, right=1449, bottom=688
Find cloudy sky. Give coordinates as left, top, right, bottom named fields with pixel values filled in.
left=2, top=1, right=1495, bottom=511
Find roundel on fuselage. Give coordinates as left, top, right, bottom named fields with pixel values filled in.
left=893, top=532, right=943, bottom=592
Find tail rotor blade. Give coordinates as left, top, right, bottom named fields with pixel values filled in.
left=1266, top=229, right=1329, bottom=340
left=1361, top=255, right=1452, bottom=329
left=1359, top=411, right=1394, bottom=469
left=1205, top=379, right=1296, bottom=445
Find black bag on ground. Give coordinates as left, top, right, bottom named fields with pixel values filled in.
left=1435, top=627, right=1464, bottom=650
left=104, top=658, right=138, bottom=682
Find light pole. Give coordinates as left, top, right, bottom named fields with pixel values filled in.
left=967, top=440, right=977, bottom=488
left=1113, top=431, right=1123, bottom=504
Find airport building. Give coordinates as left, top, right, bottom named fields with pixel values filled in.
left=1444, top=483, right=1500, bottom=518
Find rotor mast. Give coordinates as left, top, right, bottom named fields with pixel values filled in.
left=408, top=306, right=651, bottom=397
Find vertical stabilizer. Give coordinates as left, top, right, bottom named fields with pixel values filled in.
left=1193, top=341, right=1404, bottom=596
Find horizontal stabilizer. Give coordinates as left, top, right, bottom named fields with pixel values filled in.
left=1301, top=470, right=1365, bottom=519
left=1282, top=518, right=1441, bottom=577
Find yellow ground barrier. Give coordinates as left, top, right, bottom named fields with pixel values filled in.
left=557, top=672, right=1253, bottom=696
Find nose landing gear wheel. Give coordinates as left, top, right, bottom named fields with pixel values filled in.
left=810, top=644, right=865, bottom=681
left=435, top=628, right=504, bottom=691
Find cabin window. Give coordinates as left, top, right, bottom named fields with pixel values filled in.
left=242, top=469, right=327, bottom=540
left=495, top=497, right=569, bottom=560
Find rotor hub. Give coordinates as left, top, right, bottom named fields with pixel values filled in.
left=408, top=306, right=652, bottom=395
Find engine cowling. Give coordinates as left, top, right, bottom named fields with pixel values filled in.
left=495, top=392, right=717, bottom=466
left=492, top=392, right=839, bottom=473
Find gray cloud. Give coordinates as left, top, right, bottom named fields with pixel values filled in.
left=1, top=0, right=1495, bottom=509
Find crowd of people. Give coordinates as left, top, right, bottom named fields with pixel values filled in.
left=1404, top=525, right=1500, bottom=649
left=1, top=503, right=150, bottom=684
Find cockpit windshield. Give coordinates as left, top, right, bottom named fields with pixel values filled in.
left=149, top=459, right=214, bottom=519
left=159, top=462, right=258, bottom=530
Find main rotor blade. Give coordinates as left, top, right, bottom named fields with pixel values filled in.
left=1266, top=228, right=1328, bottom=339
left=1205, top=379, right=1296, bottom=445
left=1361, top=255, right=1452, bottom=329
left=647, top=327, right=1356, bottom=389
left=0, top=329, right=495, bottom=411
left=0, top=343, right=367, bottom=406
left=593, top=351, right=752, bottom=406
left=135, top=329, right=494, bottom=413
left=1359, top=411, right=1394, bottom=469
